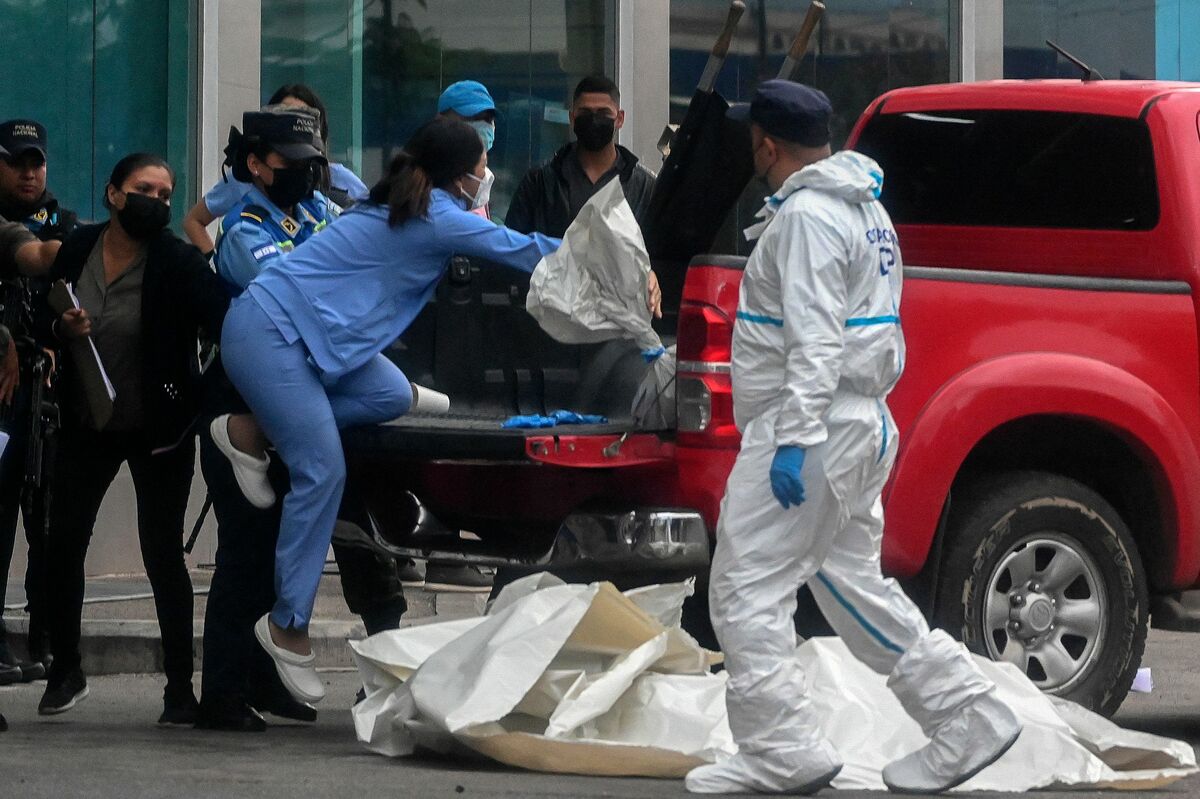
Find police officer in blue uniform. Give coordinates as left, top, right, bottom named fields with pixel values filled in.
left=196, top=106, right=406, bottom=730
left=0, top=119, right=76, bottom=684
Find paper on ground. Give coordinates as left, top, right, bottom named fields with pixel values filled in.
left=351, top=575, right=1196, bottom=790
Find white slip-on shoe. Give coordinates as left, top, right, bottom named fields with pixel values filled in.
left=210, top=414, right=275, bottom=509
left=882, top=691, right=1022, bottom=794
left=685, top=746, right=842, bottom=795
left=254, top=615, right=325, bottom=705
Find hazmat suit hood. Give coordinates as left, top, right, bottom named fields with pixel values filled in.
left=745, top=150, right=884, bottom=241
left=790, top=150, right=883, bottom=203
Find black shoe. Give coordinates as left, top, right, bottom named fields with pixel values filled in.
left=26, top=646, right=52, bottom=681
left=19, top=660, right=46, bottom=682
left=1, top=653, right=47, bottom=683
left=0, top=661, right=20, bottom=686
left=195, top=696, right=267, bottom=733
left=39, top=670, right=89, bottom=715
left=0, top=711, right=7, bottom=732
left=159, top=684, right=200, bottom=726
left=424, top=563, right=495, bottom=593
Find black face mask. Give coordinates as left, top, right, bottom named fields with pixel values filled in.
left=116, top=192, right=171, bottom=240
left=573, top=111, right=616, bottom=152
left=265, top=164, right=316, bottom=209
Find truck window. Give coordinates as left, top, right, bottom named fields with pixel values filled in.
left=854, top=110, right=1159, bottom=230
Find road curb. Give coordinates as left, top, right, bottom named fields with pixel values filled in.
left=2, top=590, right=488, bottom=676
left=5, top=618, right=368, bottom=675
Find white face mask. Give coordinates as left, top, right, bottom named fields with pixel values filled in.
left=461, top=167, right=494, bottom=210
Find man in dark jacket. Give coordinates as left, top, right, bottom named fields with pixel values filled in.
left=0, top=120, right=77, bottom=684
left=505, top=75, right=655, bottom=238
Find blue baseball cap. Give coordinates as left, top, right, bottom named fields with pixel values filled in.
left=727, top=80, right=832, bottom=147
left=438, top=80, right=496, bottom=118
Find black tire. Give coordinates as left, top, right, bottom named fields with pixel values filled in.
left=934, top=471, right=1148, bottom=717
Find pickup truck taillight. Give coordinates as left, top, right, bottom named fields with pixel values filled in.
left=676, top=300, right=739, bottom=448
left=677, top=303, right=732, bottom=364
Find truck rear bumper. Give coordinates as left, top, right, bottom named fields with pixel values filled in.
left=333, top=507, right=710, bottom=578
left=546, top=509, right=710, bottom=575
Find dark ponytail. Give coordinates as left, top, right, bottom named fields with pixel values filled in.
left=368, top=117, right=483, bottom=227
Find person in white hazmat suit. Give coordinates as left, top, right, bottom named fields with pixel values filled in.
left=685, top=80, right=1022, bottom=795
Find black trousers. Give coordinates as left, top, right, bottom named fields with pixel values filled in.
left=0, top=380, right=50, bottom=656
left=46, top=428, right=195, bottom=688
left=198, top=426, right=406, bottom=705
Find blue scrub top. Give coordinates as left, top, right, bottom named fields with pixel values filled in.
left=205, top=176, right=249, bottom=218
left=245, top=189, right=560, bottom=383
left=329, top=163, right=370, bottom=203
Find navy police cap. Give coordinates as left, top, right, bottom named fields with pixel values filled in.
left=242, top=105, right=327, bottom=163
left=727, top=80, right=831, bottom=147
left=0, top=119, right=48, bottom=162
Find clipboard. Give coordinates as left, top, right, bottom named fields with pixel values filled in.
left=48, top=279, right=116, bottom=430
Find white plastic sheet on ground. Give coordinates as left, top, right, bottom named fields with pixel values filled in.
left=524, top=179, right=675, bottom=428
left=350, top=576, right=1197, bottom=790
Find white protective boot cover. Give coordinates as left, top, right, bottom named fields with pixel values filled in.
left=685, top=738, right=842, bottom=795
left=882, top=630, right=1022, bottom=793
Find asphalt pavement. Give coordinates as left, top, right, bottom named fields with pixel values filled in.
left=2, top=630, right=1199, bottom=798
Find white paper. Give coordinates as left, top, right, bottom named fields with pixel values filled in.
left=66, top=283, right=117, bottom=402
left=351, top=577, right=1197, bottom=789
left=526, top=179, right=661, bottom=353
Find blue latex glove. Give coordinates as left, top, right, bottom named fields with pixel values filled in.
left=501, top=410, right=609, bottom=429
left=501, top=414, right=557, bottom=429
left=549, top=409, right=607, bottom=425
left=769, top=446, right=806, bottom=509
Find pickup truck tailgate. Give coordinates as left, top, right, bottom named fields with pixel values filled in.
left=343, top=412, right=673, bottom=467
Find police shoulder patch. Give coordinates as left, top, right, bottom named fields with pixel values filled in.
left=239, top=204, right=271, bottom=225
left=251, top=243, right=279, bottom=262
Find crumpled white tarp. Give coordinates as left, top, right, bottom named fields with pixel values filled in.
left=526, top=179, right=660, bottom=352
left=351, top=576, right=1197, bottom=791
left=524, top=179, right=675, bottom=428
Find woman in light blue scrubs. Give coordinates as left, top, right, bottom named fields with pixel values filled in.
left=219, top=117, right=560, bottom=696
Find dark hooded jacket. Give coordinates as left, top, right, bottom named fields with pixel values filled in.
left=504, top=143, right=655, bottom=239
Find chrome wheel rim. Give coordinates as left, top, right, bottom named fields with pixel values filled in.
left=982, top=533, right=1107, bottom=693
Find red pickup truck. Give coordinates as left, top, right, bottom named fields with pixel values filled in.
left=339, top=79, right=1200, bottom=717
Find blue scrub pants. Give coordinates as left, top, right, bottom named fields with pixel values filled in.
left=221, top=294, right=412, bottom=630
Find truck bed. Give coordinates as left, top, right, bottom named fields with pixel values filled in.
left=343, top=411, right=643, bottom=461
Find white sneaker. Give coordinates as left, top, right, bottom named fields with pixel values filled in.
left=882, top=690, right=1022, bottom=794
left=685, top=746, right=842, bottom=795
left=210, top=414, right=275, bottom=509
left=254, top=615, right=325, bottom=705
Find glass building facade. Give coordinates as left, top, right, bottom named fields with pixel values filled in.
left=260, top=0, right=614, bottom=223
left=0, top=0, right=194, bottom=222
left=2, top=1, right=1200, bottom=228
left=7, top=1, right=1200, bottom=580
left=669, top=0, right=959, bottom=252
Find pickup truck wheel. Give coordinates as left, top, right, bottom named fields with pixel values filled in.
left=934, top=471, right=1147, bottom=717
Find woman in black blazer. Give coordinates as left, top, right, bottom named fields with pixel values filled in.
left=36, top=153, right=229, bottom=723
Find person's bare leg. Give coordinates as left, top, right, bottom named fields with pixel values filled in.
left=269, top=620, right=312, bottom=657
left=226, top=413, right=268, bottom=460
